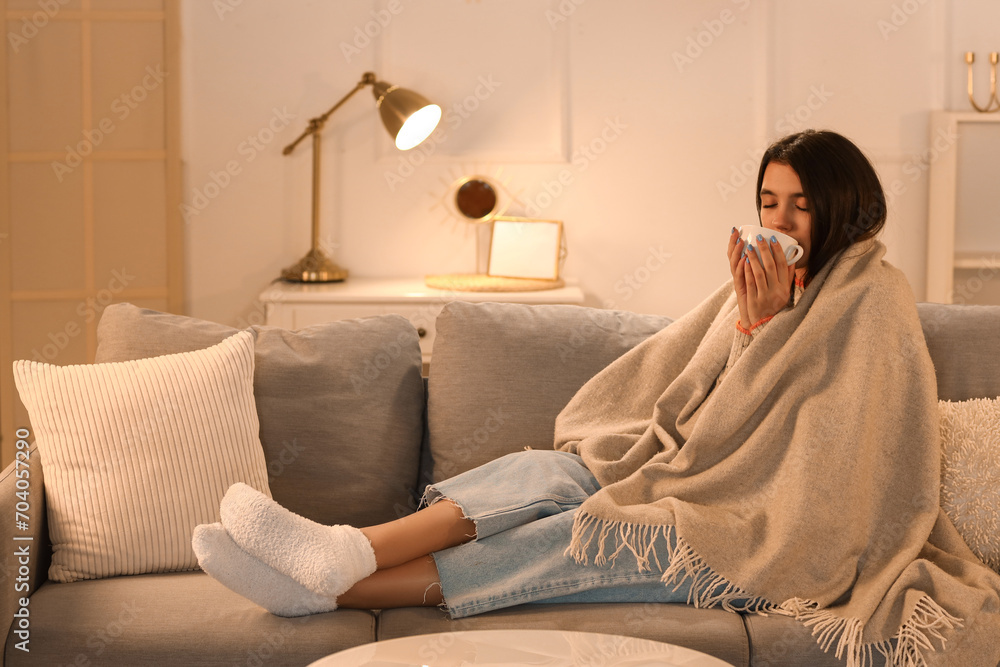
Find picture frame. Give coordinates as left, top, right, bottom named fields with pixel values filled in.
left=487, top=216, right=564, bottom=281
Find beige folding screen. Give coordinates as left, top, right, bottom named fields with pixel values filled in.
left=0, top=0, right=182, bottom=467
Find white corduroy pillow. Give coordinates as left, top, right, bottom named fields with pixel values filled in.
left=13, top=331, right=270, bottom=583
left=939, top=397, right=1000, bottom=574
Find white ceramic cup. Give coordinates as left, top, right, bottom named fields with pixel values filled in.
left=738, top=225, right=804, bottom=265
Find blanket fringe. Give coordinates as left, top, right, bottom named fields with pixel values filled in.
left=565, top=511, right=673, bottom=572
left=567, top=513, right=964, bottom=667
left=884, top=596, right=963, bottom=667
left=566, top=513, right=773, bottom=613
left=776, top=594, right=963, bottom=667
left=659, top=535, right=776, bottom=613
left=776, top=599, right=868, bottom=667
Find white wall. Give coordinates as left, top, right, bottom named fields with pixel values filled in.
left=181, top=0, right=1000, bottom=327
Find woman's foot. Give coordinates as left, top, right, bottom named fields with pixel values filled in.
left=219, top=483, right=377, bottom=597
left=192, top=523, right=338, bottom=617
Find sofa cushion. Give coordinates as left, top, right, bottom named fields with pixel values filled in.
left=95, top=303, right=425, bottom=527
left=426, top=302, right=672, bottom=483
left=377, top=604, right=748, bottom=667
left=13, top=332, right=270, bottom=583
left=7, top=572, right=376, bottom=666
left=917, top=303, right=1000, bottom=401
left=939, top=397, right=1000, bottom=574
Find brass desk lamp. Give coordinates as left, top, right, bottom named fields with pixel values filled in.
left=280, top=72, right=441, bottom=282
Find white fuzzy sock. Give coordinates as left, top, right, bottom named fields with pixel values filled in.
left=219, top=483, right=378, bottom=598
left=192, top=523, right=338, bottom=617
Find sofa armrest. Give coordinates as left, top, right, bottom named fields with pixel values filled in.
left=0, top=442, right=51, bottom=656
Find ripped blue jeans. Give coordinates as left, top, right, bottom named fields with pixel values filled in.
left=423, top=449, right=700, bottom=618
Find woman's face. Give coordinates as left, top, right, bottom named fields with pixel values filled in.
left=759, top=162, right=812, bottom=268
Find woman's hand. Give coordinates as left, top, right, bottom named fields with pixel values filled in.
left=728, top=228, right=796, bottom=330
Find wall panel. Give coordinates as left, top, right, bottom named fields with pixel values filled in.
left=7, top=20, right=83, bottom=153
left=9, top=162, right=87, bottom=292
left=0, top=0, right=182, bottom=467
left=93, top=160, right=168, bottom=289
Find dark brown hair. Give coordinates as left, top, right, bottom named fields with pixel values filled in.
left=755, top=130, right=886, bottom=279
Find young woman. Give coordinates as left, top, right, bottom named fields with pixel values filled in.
left=194, top=130, right=1000, bottom=666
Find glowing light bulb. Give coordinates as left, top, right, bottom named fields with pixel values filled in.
left=395, top=104, right=442, bottom=150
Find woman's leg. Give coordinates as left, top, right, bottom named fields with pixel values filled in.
left=339, top=512, right=745, bottom=613
left=217, top=450, right=595, bottom=606
left=361, top=499, right=476, bottom=570
left=330, top=450, right=600, bottom=609
left=347, top=449, right=598, bottom=571
left=337, top=555, right=443, bottom=609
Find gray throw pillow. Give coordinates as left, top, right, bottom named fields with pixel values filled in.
left=96, top=303, right=425, bottom=527
left=426, top=302, right=672, bottom=484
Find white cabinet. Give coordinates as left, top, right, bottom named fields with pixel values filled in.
left=926, top=112, right=1000, bottom=304
left=259, top=278, right=586, bottom=372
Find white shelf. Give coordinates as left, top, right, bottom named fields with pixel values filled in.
left=258, top=277, right=586, bottom=374
left=259, top=277, right=584, bottom=305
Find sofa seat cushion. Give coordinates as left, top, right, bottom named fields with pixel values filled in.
left=7, top=572, right=376, bottom=666
left=95, top=303, right=425, bottom=527
left=377, top=603, right=748, bottom=667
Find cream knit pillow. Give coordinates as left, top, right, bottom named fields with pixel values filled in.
left=939, top=397, right=1000, bottom=574
left=13, top=331, right=270, bottom=583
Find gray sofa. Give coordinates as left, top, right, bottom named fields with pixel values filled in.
left=1, top=298, right=998, bottom=666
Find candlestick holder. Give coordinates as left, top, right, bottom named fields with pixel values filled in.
left=965, top=52, right=1000, bottom=113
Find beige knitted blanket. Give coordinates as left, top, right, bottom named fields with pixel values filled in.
left=555, top=239, right=1000, bottom=666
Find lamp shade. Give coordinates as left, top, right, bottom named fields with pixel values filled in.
left=373, top=81, right=442, bottom=150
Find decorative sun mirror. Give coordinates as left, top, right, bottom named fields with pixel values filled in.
left=425, top=172, right=565, bottom=292
left=455, top=177, right=499, bottom=222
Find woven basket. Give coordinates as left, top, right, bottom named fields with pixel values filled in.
left=424, top=273, right=565, bottom=292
